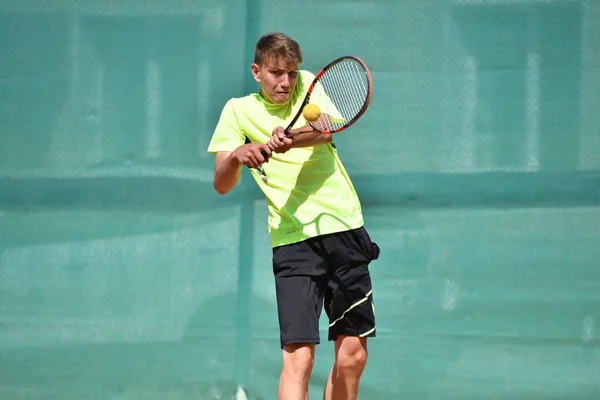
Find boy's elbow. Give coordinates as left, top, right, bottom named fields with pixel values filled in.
left=213, top=181, right=231, bottom=195
left=212, top=154, right=242, bottom=195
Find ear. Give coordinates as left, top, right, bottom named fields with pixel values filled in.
left=251, top=63, right=261, bottom=83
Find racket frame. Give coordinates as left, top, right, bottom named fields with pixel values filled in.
left=284, top=56, right=373, bottom=136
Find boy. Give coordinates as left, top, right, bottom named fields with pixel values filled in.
left=207, top=32, right=379, bottom=400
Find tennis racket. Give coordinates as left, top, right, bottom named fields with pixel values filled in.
left=284, top=56, right=373, bottom=136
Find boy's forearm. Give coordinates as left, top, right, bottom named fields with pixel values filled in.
left=289, top=126, right=332, bottom=148
left=213, top=152, right=242, bottom=195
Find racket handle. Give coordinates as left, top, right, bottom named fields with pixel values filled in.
left=261, top=150, right=268, bottom=159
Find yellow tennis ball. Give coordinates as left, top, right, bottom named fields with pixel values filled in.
left=303, top=103, right=321, bottom=122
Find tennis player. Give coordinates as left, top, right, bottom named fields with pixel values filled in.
left=207, top=32, right=380, bottom=400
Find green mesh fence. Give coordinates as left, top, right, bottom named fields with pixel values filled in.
left=1, top=1, right=599, bottom=399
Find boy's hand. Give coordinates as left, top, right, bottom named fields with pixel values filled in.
left=232, top=143, right=272, bottom=169
left=268, top=126, right=294, bottom=153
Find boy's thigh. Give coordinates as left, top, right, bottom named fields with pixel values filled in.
left=272, top=239, right=328, bottom=349
left=325, top=227, right=379, bottom=341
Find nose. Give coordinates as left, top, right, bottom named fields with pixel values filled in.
left=279, top=73, right=291, bottom=88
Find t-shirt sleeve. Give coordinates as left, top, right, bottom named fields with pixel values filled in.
left=207, top=99, right=246, bottom=154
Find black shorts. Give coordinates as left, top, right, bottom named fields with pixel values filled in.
left=272, top=226, right=380, bottom=348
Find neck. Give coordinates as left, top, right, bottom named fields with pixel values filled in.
left=259, top=89, right=272, bottom=103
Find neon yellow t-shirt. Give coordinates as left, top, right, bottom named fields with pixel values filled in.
left=207, top=70, right=364, bottom=248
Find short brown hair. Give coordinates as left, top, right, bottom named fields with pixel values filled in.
left=254, top=32, right=302, bottom=66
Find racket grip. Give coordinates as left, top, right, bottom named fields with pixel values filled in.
left=261, top=150, right=268, bottom=159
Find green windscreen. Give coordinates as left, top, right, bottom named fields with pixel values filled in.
left=1, top=1, right=599, bottom=399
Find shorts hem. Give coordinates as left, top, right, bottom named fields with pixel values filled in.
left=328, top=328, right=376, bottom=342
left=280, top=337, right=321, bottom=349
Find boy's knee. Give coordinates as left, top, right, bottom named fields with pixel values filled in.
left=282, top=343, right=315, bottom=378
left=334, top=337, right=368, bottom=374
left=337, top=346, right=368, bottom=372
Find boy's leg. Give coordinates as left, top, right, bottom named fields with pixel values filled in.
left=322, top=336, right=368, bottom=400
left=323, top=226, right=379, bottom=400
left=273, top=239, right=329, bottom=400
left=280, top=343, right=316, bottom=400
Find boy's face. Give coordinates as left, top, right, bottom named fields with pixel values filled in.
left=251, top=58, right=299, bottom=104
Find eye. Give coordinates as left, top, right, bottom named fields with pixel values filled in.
left=289, top=71, right=298, bottom=79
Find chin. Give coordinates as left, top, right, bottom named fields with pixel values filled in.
left=272, top=98, right=290, bottom=105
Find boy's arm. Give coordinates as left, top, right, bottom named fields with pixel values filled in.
left=290, top=125, right=332, bottom=148
left=213, top=143, right=272, bottom=195
left=267, top=125, right=332, bottom=153
left=213, top=151, right=242, bottom=195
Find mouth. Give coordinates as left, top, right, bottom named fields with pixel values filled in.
left=269, top=90, right=292, bottom=104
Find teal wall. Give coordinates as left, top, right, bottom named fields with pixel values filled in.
left=1, top=1, right=599, bottom=399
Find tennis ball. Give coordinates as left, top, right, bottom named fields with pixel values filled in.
left=303, top=103, right=321, bottom=122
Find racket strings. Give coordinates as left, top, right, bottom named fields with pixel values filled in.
left=318, top=59, right=369, bottom=131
